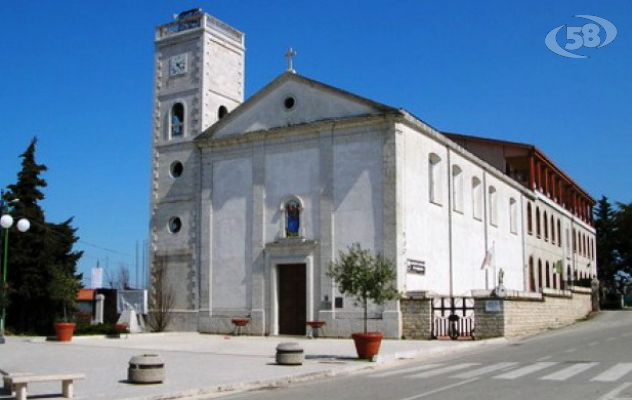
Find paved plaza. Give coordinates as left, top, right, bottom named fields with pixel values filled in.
left=0, top=333, right=504, bottom=399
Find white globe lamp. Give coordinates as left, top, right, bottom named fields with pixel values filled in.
left=17, top=218, right=30, bottom=233
left=0, top=215, right=13, bottom=229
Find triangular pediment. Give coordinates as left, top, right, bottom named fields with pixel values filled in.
left=198, top=72, right=397, bottom=140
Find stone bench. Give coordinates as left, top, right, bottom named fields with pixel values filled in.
left=6, top=373, right=85, bottom=400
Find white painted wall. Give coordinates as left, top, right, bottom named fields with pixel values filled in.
left=211, top=156, right=252, bottom=312
left=400, top=124, right=526, bottom=296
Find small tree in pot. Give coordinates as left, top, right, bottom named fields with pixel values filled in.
left=327, top=243, right=399, bottom=360
left=48, top=266, right=80, bottom=341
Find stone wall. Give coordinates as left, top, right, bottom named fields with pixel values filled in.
left=401, top=294, right=432, bottom=339
left=473, top=287, right=593, bottom=339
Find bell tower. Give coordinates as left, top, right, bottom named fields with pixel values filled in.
left=149, top=10, right=245, bottom=330
left=153, top=8, right=245, bottom=143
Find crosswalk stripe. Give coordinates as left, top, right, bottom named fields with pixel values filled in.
left=540, top=362, right=599, bottom=381
left=369, top=364, right=444, bottom=378
left=452, top=362, right=519, bottom=379
left=408, top=363, right=480, bottom=378
left=591, top=363, right=632, bottom=382
left=494, top=362, right=558, bottom=380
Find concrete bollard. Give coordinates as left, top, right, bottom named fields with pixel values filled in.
left=275, top=342, right=304, bottom=365
left=128, top=354, right=165, bottom=384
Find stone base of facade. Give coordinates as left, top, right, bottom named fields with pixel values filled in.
left=164, top=311, right=200, bottom=332
left=316, top=310, right=401, bottom=339
left=166, top=309, right=402, bottom=338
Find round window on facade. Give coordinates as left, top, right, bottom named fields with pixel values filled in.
left=170, top=161, right=184, bottom=178
left=218, top=105, right=228, bottom=119
left=168, top=217, right=182, bottom=234
left=284, top=96, right=296, bottom=110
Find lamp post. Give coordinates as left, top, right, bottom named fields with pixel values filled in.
left=0, top=195, right=30, bottom=345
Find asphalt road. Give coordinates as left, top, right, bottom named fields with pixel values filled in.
left=222, top=311, right=632, bottom=400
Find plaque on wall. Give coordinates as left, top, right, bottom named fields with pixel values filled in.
left=485, top=300, right=502, bottom=313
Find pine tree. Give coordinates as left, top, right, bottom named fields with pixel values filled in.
left=3, top=138, right=82, bottom=333
left=594, top=196, right=617, bottom=283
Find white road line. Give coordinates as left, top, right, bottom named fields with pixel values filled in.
left=596, top=382, right=632, bottom=400
left=398, top=378, right=479, bottom=400
left=565, top=348, right=578, bottom=353
left=540, top=362, right=599, bottom=381
left=606, top=337, right=617, bottom=342
left=408, top=363, right=480, bottom=378
left=588, top=341, right=600, bottom=346
left=494, top=362, right=558, bottom=380
left=537, top=356, right=553, bottom=361
left=452, top=362, right=519, bottom=379
left=592, top=364, right=632, bottom=382
left=369, top=363, right=444, bottom=378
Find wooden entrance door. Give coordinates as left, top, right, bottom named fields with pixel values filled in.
left=278, top=264, right=306, bottom=335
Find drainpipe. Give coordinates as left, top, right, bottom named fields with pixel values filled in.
left=482, top=171, right=489, bottom=290
left=520, top=195, right=527, bottom=291
left=447, top=148, right=454, bottom=297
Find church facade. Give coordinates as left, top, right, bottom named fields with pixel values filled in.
left=149, top=10, right=596, bottom=338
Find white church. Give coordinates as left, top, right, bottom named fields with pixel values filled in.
left=150, top=9, right=597, bottom=338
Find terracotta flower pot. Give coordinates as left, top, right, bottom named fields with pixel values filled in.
left=54, top=322, right=76, bottom=342
left=351, top=332, right=384, bottom=360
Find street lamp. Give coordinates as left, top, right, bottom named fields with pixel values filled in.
left=0, top=195, right=29, bottom=345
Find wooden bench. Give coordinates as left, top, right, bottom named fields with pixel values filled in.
left=6, top=373, right=85, bottom=400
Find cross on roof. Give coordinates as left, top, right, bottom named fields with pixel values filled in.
left=285, top=47, right=297, bottom=73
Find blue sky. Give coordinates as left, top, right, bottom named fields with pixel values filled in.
left=1, top=1, right=630, bottom=285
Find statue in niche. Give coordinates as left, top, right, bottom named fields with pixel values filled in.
left=285, top=199, right=301, bottom=237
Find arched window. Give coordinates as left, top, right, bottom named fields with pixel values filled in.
left=538, top=259, right=543, bottom=291
left=543, top=211, right=549, bottom=241
left=170, top=103, right=185, bottom=138
left=545, top=261, right=550, bottom=288
left=452, top=165, right=463, bottom=212
left=557, top=219, right=562, bottom=248
left=472, top=177, right=482, bottom=220
left=489, top=186, right=498, bottom=226
left=567, top=265, right=571, bottom=287
left=550, top=215, right=556, bottom=244
left=284, top=198, right=302, bottom=237
left=428, top=153, right=442, bottom=204
left=536, top=207, right=541, bottom=237
left=527, top=202, right=533, bottom=234
left=572, top=229, right=576, bottom=253
left=218, top=105, right=228, bottom=120
left=509, top=198, right=517, bottom=234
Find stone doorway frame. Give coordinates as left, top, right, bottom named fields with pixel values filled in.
left=264, top=239, right=318, bottom=336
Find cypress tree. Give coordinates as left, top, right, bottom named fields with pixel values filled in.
left=3, top=138, right=82, bottom=333
left=614, top=202, right=632, bottom=275
left=594, top=196, right=617, bottom=283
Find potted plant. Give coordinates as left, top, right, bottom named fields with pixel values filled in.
left=48, top=267, right=80, bottom=342
left=328, top=243, right=399, bottom=360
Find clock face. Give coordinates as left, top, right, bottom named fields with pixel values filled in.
left=169, top=54, right=188, bottom=76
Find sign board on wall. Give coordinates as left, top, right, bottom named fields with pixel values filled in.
left=407, top=259, right=426, bottom=275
